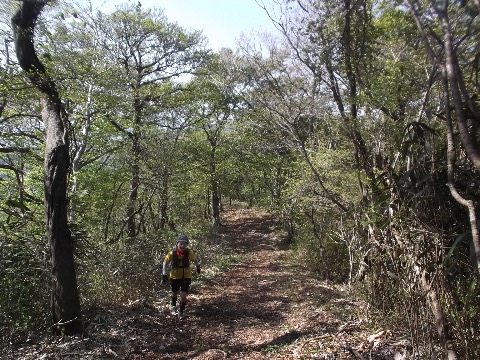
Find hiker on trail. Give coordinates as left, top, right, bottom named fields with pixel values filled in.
left=162, top=234, right=200, bottom=319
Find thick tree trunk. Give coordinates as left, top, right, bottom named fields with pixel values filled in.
left=12, top=0, right=82, bottom=335
left=43, top=98, right=82, bottom=334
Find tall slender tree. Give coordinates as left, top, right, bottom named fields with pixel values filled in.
left=11, top=0, right=81, bottom=335
left=95, top=4, right=209, bottom=238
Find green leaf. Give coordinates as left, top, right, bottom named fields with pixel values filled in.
left=446, top=232, right=467, bottom=263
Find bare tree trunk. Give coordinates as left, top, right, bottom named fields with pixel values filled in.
left=443, top=69, right=480, bottom=275
left=421, top=272, right=458, bottom=360
left=158, top=168, right=174, bottom=230
left=438, top=5, right=480, bottom=169
left=12, top=0, right=82, bottom=335
left=210, top=150, right=221, bottom=227
left=159, top=189, right=169, bottom=229
left=126, top=96, right=143, bottom=238
left=127, top=133, right=140, bottom=238
left=43, top=98, right=82, bottom=334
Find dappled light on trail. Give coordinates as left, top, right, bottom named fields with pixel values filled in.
left=7, top=208, right=408, bottom=359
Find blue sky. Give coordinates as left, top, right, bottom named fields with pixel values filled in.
left=134, top=0, right=276, bottom=50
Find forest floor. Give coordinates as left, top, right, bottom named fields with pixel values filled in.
left=7, top=208, right=410, bottom=359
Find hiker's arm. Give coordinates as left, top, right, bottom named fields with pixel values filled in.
left=161, top=256, right=169, bottom=282
left=162, top=260, right=168, bottom=276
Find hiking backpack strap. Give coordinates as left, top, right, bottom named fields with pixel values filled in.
left=171, top=248, right=190, bottom=268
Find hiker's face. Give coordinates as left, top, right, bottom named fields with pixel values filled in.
left=177, top=241, right=187, bottom=251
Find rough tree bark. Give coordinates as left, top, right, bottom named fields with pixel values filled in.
left=12, top=0, right=82, bottom=335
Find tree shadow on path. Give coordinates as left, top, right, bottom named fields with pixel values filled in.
left=158, top=208, right=344, bottom=359
left=7, top=207, right=352, bottom=360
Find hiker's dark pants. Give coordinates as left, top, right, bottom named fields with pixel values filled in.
left=170, top=278, right=191, bottom=309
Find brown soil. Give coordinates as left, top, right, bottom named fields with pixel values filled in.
left=6, top=208, right=408, bottom=359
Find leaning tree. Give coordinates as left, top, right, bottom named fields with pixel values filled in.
left=12, top=0, right=82, bottom=335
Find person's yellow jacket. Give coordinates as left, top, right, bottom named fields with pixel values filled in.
left=164, top=248, right=197, bottom=279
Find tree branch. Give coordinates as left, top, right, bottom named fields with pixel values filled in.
left=11, top=0, right=60, bottom=104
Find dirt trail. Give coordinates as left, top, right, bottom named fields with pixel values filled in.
left=7, top=208, right=403, bottom=359
left=179, top=208, right=297, bottom=359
